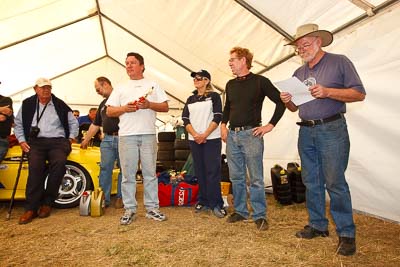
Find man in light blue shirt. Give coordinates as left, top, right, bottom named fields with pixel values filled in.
left=14, top=77, right=78, bottom=224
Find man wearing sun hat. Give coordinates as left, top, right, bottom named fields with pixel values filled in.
left=280, top=24, right=366, bottom=256
left=14, top=77, right=79, bottom=224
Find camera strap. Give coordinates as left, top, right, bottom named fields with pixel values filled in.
left=36, top=100, right=48, bottom=126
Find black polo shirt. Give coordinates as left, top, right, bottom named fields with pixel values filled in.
left=94, top=98, right=119, bottom=134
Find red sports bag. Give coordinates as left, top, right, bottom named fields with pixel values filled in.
left=158, top=182, right=199, bottom=207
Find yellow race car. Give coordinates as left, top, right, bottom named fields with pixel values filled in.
left=0, top=143, right=119, bottom=208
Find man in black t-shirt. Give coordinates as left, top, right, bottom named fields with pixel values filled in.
left=81, top=77, right=123, bottom=208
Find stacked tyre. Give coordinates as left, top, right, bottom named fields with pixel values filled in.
left=174, top=138, right=190, bottom=171
left=157, top=132, right=176, bottom=170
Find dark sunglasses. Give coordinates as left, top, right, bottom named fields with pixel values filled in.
left=193, top=76, right=207, bottom=81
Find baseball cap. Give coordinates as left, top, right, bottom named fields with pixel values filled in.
left=35, top=77, right=52, bottom=87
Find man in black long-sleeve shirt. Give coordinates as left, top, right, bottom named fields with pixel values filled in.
left=221, top=47, right=285, bottom=231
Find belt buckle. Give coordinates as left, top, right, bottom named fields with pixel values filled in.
left=233, top=127, right=241, bottom=132
left=310, top=120, right=315, bottom=127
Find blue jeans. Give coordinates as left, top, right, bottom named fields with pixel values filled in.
left=119, top=134, right=158, bottom=213
left=298, top=117, right=355, bottom=238
left=100, top=135, right=122, bottom=205
left=226, top=129, right=266, bottom=220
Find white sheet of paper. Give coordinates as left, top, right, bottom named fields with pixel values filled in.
left=274, top=77, right=315, bottom=106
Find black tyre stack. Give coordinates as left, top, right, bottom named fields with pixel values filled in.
left=174, top=138, right=190, bottom=171
left=157, top=132, right=176, bottom=170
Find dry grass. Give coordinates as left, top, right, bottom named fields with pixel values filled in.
left=1, top=186, right=399, bottom=267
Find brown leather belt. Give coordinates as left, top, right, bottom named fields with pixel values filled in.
left=296, top=113, right=343, bottom=127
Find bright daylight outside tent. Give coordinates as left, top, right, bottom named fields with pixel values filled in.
left=1, top=0, right=399, bottom=222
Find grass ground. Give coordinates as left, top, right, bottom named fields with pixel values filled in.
left=1, top=187, right=399, bottom=267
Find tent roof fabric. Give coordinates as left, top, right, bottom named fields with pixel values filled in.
left=1, top=0, right=400, bottom=222
left=0, top=0, right=391, bottom=103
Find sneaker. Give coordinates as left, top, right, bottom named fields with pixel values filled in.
left=337, top=237, right=356, bottom=256
left=114, top=197, right=124, bottom=209
left=227, top=212, right=246, bottom=223
left=295, top=225, right=329, bottom=239
left=194, top=203, right=209, bottom=213
left=254, top=218, right=268, bottom=231
left=146, top=210, right=167, bottom=221
left=120, top=209, right=135, bottom=225
left=212, top=207, right=227, bottom=218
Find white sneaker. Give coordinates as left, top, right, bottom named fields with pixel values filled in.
left=146, top=209, right=167, bottom=221
left=120, top=209, right=135, bottom=225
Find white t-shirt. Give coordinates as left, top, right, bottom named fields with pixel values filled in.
left=106, top=78, right=169, bottom=136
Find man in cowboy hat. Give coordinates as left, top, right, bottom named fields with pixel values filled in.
left=280, top=23, right=366, bottom=256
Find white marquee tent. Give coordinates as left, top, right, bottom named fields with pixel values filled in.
left=1, top=0, right=399, bottom=222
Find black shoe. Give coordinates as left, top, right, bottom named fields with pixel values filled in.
left=226, top=212, right=246, bottom=223
left=254, top=218, right=268, bottom=231
left=337, top=236, right=356, bottom=256
left=194, top=203, right=209, bottom=213
left=295, top=225, right=329, bottom=239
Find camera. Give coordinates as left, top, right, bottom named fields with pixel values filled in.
left=29, top=126, right=40, bottom=139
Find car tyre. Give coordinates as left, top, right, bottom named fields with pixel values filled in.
left=49, top=161, right=93, bottom=208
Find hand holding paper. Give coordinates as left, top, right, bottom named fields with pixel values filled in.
left=274, top=77, right=315, bottom=106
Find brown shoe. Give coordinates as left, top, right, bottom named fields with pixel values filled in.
left=337, top=236, right=356, bottom=256
left=114, top=198, right=124, bottom=209
left=38, top=205, right=52, bottom=218
left=19, top=210, right=37, bottom=224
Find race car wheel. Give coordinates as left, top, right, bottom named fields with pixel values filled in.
left=51, top=161, right=93, bottom=208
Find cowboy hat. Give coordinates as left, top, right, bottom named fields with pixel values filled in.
left=286, top=23, right=333, bottom=47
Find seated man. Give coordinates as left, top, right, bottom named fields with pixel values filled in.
left=14, top=77, right=78, bottom=224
